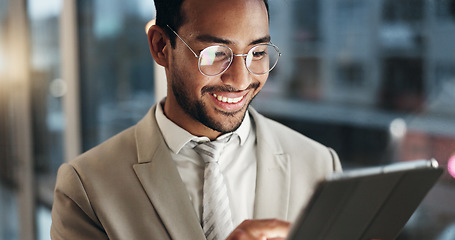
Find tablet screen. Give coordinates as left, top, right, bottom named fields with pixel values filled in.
left=288, top=159, right=443, bottom=240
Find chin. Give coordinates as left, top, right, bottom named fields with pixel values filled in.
left=206, top=108, right=247, bottom=133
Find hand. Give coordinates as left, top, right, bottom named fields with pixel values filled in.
left=226, top=219, right=291, bottom=240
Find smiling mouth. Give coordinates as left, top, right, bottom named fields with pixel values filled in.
left=212, top=93, right=244, bottom=104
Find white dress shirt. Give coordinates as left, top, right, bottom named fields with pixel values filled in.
left=155, top=102, right=257, bottom=227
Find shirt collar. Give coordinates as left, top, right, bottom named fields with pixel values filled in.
left=155, top=100, right=251, bottom=154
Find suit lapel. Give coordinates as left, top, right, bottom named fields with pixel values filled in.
left=250, top=109, right=291, bottom=220
left=133, top=106, right=205, bottom=240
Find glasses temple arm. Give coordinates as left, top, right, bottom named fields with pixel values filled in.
left=166, top=25, right=199, bottom=58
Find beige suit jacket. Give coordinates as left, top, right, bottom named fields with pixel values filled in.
left=51, top=105, right=341, bottom=240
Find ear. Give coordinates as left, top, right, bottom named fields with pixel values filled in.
left=147, top=24, right=170, bottom=68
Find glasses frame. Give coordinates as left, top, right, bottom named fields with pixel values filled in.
left=166, top=25, right=281, bottom=77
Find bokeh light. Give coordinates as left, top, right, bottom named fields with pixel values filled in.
left=448, top=155, right=455, bottom=179
left=389, top=118, right=407, bottom=139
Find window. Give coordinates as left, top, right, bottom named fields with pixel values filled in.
left=254, top=1, right=455, bottom=238
left=27, top=0, right=64, bottom=238
left=336, top=62, right=365, bottom=89
left=28, top=0, right=64, bottom=185
left=77, top=0, right=156, bottom=150
left=380, top=58, right=424, bottom=112
left=429, top=63, right=455, bottom=114
left=436, top=0, right=455, bottom=22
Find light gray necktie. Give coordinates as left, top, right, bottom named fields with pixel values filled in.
left=194, top=140, right=234, bottom=240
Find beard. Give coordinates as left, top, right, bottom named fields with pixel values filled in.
left=171, top=69, right=260, bottom=134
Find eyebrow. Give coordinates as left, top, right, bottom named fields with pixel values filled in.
left=195, top=35, right=271, bottom=46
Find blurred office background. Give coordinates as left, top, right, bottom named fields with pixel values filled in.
left=1, top=0, right=454, bottom=239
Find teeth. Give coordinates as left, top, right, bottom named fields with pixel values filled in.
left=213, top=93, right=243, bottom=104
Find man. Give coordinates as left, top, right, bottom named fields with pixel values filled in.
left=50, top=0, right=342, bottom=239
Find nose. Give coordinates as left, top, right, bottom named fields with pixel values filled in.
left=220, top=55, right=252, bottom=90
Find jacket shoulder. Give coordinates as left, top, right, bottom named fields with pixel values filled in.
left=250, top=108, right=341, bottom=171
left=71, top=126, right=138, bottom=170
left=252, top=109, right=328, bottom=151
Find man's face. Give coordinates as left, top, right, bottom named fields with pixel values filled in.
left=164, top=0, right=270, bottom=137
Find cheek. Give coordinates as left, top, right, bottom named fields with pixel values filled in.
left=254, top=74, right=268, bottom=91
left=172, top=64, right=212, bottom=98
left=173, top=45, right=201, bottom=73
left=170, top=47, right=200, bottom=76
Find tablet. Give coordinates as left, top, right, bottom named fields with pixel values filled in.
left=288, top=159, right=443, bottom=240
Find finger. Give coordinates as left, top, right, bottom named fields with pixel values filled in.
left=247, top=219, right=290, bottom=238
left=227, top=228, right=256, bottom=240
left=227, top=219, right=291, bottom=240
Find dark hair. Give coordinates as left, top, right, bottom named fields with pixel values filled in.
left=154, top=0, right=270, bottom=47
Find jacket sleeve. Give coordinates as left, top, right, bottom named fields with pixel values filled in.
left=328, top=147, right=343, bottom=172
left=51, top=163, right=108, bottom=240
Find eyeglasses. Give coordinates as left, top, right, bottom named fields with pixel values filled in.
left=167, top=25, right=281, bottom=77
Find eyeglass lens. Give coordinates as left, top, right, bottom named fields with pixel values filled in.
left=198, top=44, right=279, bottom=76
